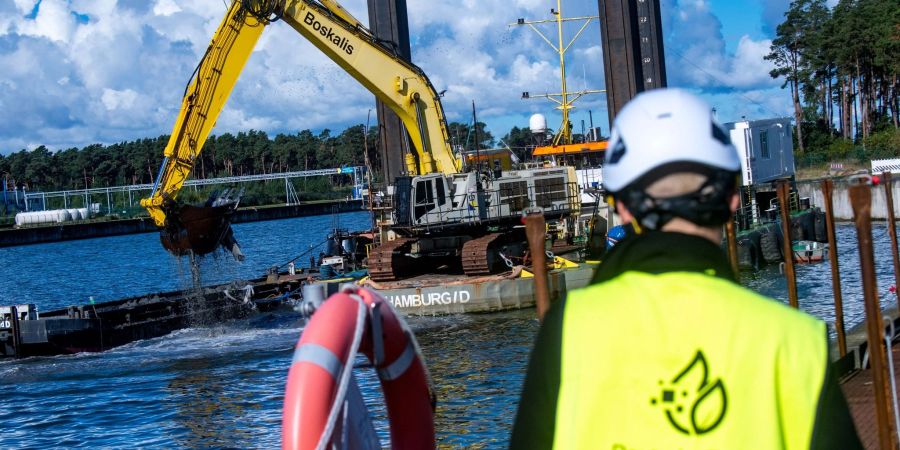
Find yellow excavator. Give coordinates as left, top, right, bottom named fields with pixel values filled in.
left=142, top=0, right=580, bottom=280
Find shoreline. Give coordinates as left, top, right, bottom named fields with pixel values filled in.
left=0, top=199, right=364, bottom=248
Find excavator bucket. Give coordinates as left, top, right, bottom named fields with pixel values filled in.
left=159, top=189, right=245, bottom=261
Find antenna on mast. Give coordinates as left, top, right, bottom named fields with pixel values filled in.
left=511, top=1, right=604, bottom=146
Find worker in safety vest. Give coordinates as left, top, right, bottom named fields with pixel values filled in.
left=510, top=89, right=861, bottom=449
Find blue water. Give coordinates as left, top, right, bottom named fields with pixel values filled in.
left=0, top=212, right=535, bottom=448
left=744, top=222, right=900, bottom=337
left=1, top=212, right=373, bottom=311
left=0, top=216, right=898, bottom=448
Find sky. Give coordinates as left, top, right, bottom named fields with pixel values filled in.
left=0, top=0, right=818, bottom=155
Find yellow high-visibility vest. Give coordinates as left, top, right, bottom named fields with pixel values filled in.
left=554, top=271, right=827, bottom=449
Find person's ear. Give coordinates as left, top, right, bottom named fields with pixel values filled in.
left=616, top=201, right=634, bottom=224
left=729, top=192, right=739, bottom=214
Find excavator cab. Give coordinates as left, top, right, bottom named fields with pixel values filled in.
left=158, top=189, right=245, bottom=261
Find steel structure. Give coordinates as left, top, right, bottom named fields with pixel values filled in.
left=368, top=0, right=413, bottom=185
left=597, top=0, right=667, bottom=125
left=24, top=166, right=365, bottom=213
left=512, top=1, right=604, bottom=146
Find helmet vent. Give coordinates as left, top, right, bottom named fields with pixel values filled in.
left=608, top=139, right=627, bottom=164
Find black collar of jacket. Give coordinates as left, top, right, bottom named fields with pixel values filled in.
left=591, top=231, right=736, bottom=284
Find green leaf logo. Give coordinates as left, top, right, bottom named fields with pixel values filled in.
left=692, top=378, right=728, bottom=434
left=650, top=350, right=728, bottom=435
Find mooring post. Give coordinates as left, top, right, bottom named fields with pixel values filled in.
left=776, top=180, right=799, bottom=308
left=822, top=179, right=847, bottom=357
left=524, top=212, right=550, bottom=322
left=882, top=172, right=900, bottom=312
left=9, top=305, right=20, bottom=359
left=849, top=180, right=895, bottom=449
left=725, top=219, right=740, bottom=282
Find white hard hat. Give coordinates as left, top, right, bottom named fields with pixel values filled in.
left=603, top=88, right=740, bottom=193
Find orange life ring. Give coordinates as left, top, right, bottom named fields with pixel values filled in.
left=282, top=286, right=435, bottom=450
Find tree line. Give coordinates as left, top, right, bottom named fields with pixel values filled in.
left=766, top=0, right=899, bottom=165
left=0, top=121, right=500, bottom=193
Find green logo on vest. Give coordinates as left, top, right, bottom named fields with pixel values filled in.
left=650, top=350, right=727, bottom=435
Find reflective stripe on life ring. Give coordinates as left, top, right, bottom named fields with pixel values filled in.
left=292, top=343, right=343, bottom=380
left=378, top=340, right=416, bottom=381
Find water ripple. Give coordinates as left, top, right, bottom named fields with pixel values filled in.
left=1, top=217, right=896, bottom=448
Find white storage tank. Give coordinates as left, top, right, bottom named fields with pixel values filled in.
left=14, top=211, right=31, bottom=226
left=15, top=207, right=92, bottom=226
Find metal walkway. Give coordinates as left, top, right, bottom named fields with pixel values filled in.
left=22, top=166, right=365, bottom=212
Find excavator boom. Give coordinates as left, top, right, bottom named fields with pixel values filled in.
left=140, top=0, right=579, bottom=277
left=141, top=0, right=460, bottom=237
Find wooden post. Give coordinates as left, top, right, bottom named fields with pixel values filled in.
left=524, top=213, right=550, bottom=321
left=776, top=180, right=799, bottom=308
left=882, top=172, right=900, bottom=312
left=849, top=181, right=895, bottom=449
left=725, top=220, right=740, bottom=282
left=822, top=179, right=847, bottom=357
left=9, top=306, right=20, bottom=359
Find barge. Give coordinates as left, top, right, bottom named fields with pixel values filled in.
left=360, top=262, right=595, bottom=315
left=0, top=274, right=306, bottom=358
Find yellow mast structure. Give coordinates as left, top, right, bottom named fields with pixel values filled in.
left=511, top=0, right=603, bottom=146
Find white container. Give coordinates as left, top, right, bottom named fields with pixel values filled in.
left=56, top=210, right=71, bottom=223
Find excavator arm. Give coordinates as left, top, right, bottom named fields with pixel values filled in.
left=140, top=1, right=266, bottom=227
left=141, top=0, right=459, bottom=229
left=279, top=0, right=459, bottom=175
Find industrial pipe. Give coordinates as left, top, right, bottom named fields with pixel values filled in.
left=776, top=180, right=798, bottom=308
left=822, top=179, right=847, bottom=357
left=883, top=172, right=900, bottom=312
left=849, top=180, right=895, bottom=449
left=524, top=212, right=550, bottom=322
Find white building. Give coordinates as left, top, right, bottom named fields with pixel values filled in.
left=724, top=118, right=795, bottom=186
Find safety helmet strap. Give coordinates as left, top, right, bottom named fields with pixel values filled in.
left=617, top=169, right=737, bottom=231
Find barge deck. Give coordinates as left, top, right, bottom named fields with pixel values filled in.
left=0, top=275, right=307, bottom=358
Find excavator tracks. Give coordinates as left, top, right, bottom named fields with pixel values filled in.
left=461, top=233, right=506, bottom=276
left=368, top=238, right=416, bottom=282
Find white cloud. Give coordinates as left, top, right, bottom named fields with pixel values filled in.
left=12, top=0, right=37, bottom=14
left=663, top=0, right=786, bottom=120
left=702, top=87, right=793, bottom=124
left=16, top=0, right=78, bottom=43
left=728, top=36, right=776, bottom=88
left=153, top=0, right=181, bottom=17
left=101, top=88, right=139, bottom=111
left=0, top=0, right=784, bottom=156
